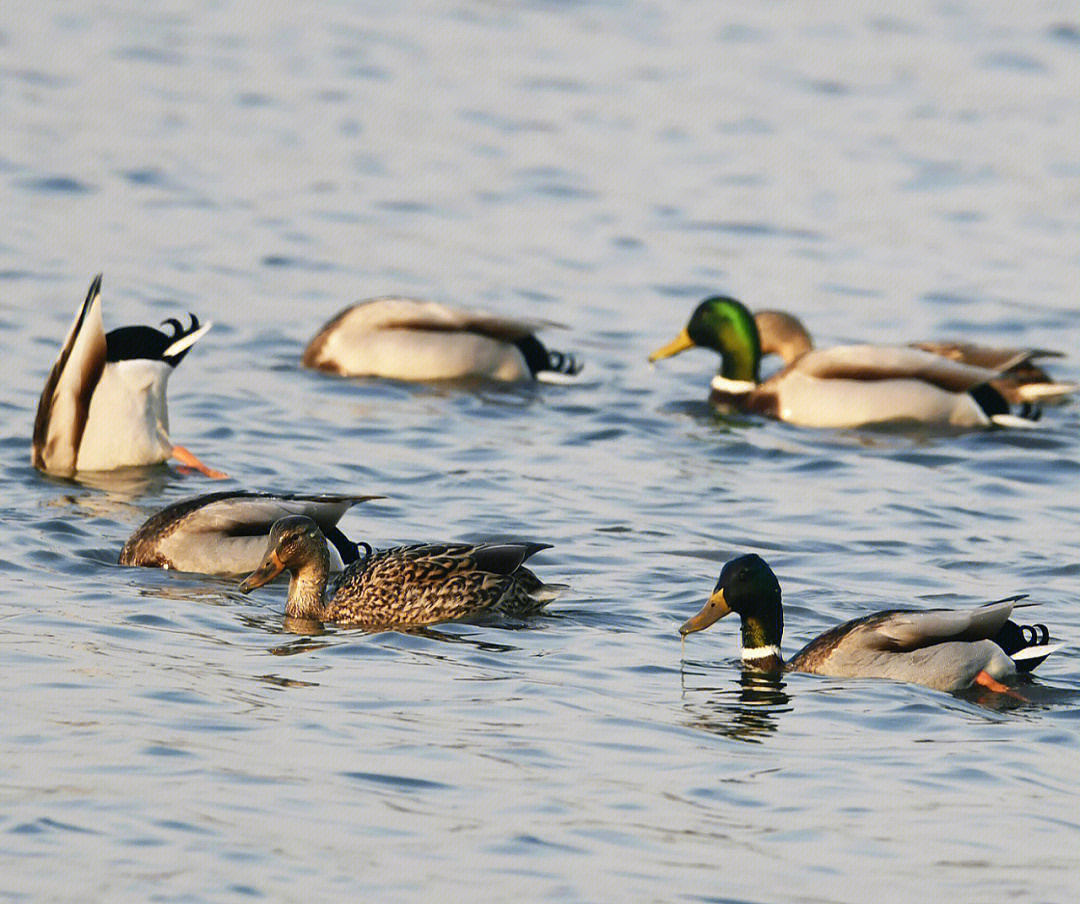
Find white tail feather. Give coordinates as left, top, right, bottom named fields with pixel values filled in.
left=1014, top=382, right=1078, bottom=404
left=989, top=414, right=1042, bottom=429
left=1012, top=643, right=1063, bottom=661
left=536, top=370, right=582, bottom=386
left=163, top=320, right=213, bottom=358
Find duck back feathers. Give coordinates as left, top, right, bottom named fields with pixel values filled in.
left=302, top=297, right=580, bottom=382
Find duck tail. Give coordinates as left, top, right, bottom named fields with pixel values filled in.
left=515, top=334, right=583, bottom=383
left=1012, top=381, right=1078, bottom=405
left=972, top=383, right=1044, bottom=428
left=993, top=620, right=1061, bottom=673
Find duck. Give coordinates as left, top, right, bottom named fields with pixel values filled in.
left=301, top=297, right=582, bottom=383
left=648, top=296, right=1044, bottom=429
left=32, top=274, right=225, bottom=478
left=754, top=309, right=1075, bottom=405
left=119, top=491, right=380, bottom=574
left=239, top=515, right=566, bottom=630
left=679, top=553, right=1061, bottom=694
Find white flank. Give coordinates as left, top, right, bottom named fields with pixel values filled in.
left=741, top=644, right=781, bottom=661
left=710, top=376, right=756, bottom=394
left=162, top=320, right=213, bottom=359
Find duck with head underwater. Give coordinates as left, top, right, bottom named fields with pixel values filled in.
left=302, top=297, right=582, bottom=383
left=679, top=554, right=1062, bottom=694
left=239, top=515, right=567, bottom=630
left=649, top=296, right=1044, bottom=429
left=32, top=274, right=225, bottom=478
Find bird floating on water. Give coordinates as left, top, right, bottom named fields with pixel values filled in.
left=302, top=297, right=582, bottom=383
left=753, top=308, right=1076, bottom=406
left=239, top=515, right=566, bottom=630
left=649, top=296, right=1047, bottom=429
left=32, top=274, right=225, bottom=478
left=119, top=491, right=380, bottom=574
left=679, top=553, right=1061, bottom=694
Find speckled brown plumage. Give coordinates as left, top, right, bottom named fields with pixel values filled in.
left=240, top=517, right=565, bottom=630
left=328, top=542, right=554, bottom=629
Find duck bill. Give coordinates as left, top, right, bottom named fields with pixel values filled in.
left=239, top=551, right=285, bottom=593
left=679, top=588, right=732, bottom=636
left=648, top=328, right=695, bottom=363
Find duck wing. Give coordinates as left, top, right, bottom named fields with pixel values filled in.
left=304, top=297, right=558, bottom=358
left=855, top=596, right=1027, bottom=651
left=911, top=341, right=1063, bottom=371
left=120, top=491, right=379, bottom=572
left=32, top=275, right=108, bottom=474
left=784, top=345, right=1001, bottom=394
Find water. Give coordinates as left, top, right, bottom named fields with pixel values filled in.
left=2, top=2, right=1079, bottom=900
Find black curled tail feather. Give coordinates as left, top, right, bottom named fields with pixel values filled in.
left=993, top=619, right=1053, bottom=673
left=515, top=334, right=581, bottom=378
left=323, top=524, right=371, bottom=567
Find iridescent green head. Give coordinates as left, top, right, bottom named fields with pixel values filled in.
left=648, top=296, right=762, bottom=381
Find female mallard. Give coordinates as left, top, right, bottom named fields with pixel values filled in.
left=754, top=309, right=1075, bottom=405
left=302, top=297, right=582, bottom=383
left=32, top=274, right=225, bottom=478
left=239, top=516, right=566, bottom=630
left=679, top=554, right=1061, bottom=694
left=649, top=296, right=1043, bottom=428
left=119, top=492, right=380, bottom=574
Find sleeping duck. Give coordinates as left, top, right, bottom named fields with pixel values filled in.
left=679, top=554, right=1061, bottom=694
left=753, top=309, right=1075, bottom=405
left=119, top=491, right=380, bottom=574
left=649, top=296, right=1044, bottom=429
left=32, top=275, right=225, bottom=478
left=301, top=297, right=582, bottom=383
left=239, top=515, right=566, bottom=630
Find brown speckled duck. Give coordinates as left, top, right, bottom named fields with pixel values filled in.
left=239, top=516, right=566, bottom=630
left=679, top=554, right=1061, bottom=694
left=753, top=308, right=1076, bottom=406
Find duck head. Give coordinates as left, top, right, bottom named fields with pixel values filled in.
left=648, top=296, right=762, bottom=382
left=680, top=553, right=785, bottom=662
left=240, top=516, right=325, bottom=590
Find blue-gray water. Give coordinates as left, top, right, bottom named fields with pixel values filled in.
left=2, top=2, right=1079, bottom=901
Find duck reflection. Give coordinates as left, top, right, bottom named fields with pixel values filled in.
left=681, top=666, right=792, bottom=743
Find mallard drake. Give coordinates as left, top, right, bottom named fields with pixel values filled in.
left=301, top=297, right=582, bottom=383
left=239, top=516, right=566, bottom=630
left=649, top=296, right=1043, bottom=428
left=679, top=554, right=1061, bottom=694
left=119, top=492, right=380, bottom=574
left=754, top=309, right=1075, bottom=405
left=32, top=275, right=225, bottom=478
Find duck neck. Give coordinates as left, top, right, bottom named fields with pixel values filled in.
left=720, top=337, right=760, bottom=383
left=285, top=543, right=330, bottom=620
left=740, top=605, right=784, bottom=671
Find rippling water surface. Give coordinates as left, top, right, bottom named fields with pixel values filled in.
left=2, top=2, right=1079, bottom=901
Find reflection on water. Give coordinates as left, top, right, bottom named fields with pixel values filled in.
left=681, top=666, right=792, bottom=743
